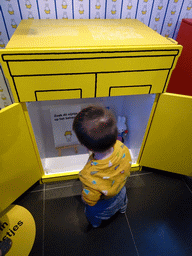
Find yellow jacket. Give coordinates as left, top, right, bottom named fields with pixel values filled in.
left=79, top=140, right=132, bottom=206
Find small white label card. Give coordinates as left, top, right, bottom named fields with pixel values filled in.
left=50, top=105, right=81, bottom=148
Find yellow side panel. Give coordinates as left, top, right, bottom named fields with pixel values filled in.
left=140, top=93, right=192, bottom=176
left=0, top=103, right=42, bottom=212
left=14, top=74, right=95, bottom=101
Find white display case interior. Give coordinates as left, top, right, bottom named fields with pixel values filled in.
left=26, top=94, right=156, bottom=175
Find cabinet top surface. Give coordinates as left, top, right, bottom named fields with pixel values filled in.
left=6, top=19, right=175, bottom=50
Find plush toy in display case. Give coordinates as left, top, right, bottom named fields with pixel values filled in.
left=117, top=116, right=128, bottom=143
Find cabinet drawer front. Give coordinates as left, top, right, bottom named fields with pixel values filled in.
left=110, top=86, right=151, bottom=96
left=96, top=70, right=169, bottom=97
left=35, top=89, right=82, bottom=101
left=14, top=74, right=95, bottom=101
left=8, top=55, right=175, bottom=76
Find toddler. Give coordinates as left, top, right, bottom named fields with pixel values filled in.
left=73, top=105, right=132, bottom=228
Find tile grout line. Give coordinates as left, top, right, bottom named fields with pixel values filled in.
left=29, top=184, right=81, bottom=193
left=30, top=189, right=46, bottom=193
left=45, top=184, right=82, bottom=192
left=29, top=172, right=153, bottom=193
left=125, top=213, right=140, bottom=256
left=182, top=177, right=192, bottom=194
left=130, top=172, right=153, bottom=177
left=42, top=183, right=45, bottom=256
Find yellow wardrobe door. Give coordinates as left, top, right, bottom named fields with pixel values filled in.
left=0, top=103, right=42, bottom=212
left=140, top=93, right=192, bottom=176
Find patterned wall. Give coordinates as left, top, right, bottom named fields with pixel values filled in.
left=0, top=0, right=192, bottom=109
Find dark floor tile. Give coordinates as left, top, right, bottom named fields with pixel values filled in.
left=45, top=179, right=82, bottom=200
left=45, top=179, right=81, bottom=190
left=44, top=195, right=138, bottom=256
left=15, top=188, right=44, bottom=256
left=12, top=169, right=192, bottom=256
left=130, top=168, right=152, bottom=177
left=27, top=181, right=45, bottom=193
left=183, top=176, right=192, bottom=192
left=125, top=172, right=192, bottom=256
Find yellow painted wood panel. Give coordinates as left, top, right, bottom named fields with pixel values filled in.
left=0, top=103, right=42, bottom=212
left=14, top=74, right=95, bottom=101
left=8, top=56, right=174, bottom=76
left=2, top=50, right=179, bottom=61
left=140, top=93, right=192, bottom=176
left=110, top=86, right=151, bottom=96
left=97, top=70, right=169, bottom=97
left=5, top=19, right=175, bottom=49
left=36, top=90, right=81, bottom=101
left=0, top=19, right=182, bottom=103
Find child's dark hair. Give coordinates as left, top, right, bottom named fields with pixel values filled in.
left=73, top=105, right=118, bottom=152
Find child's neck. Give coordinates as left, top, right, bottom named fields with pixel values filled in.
left=93, top=147, right=114, bottom=160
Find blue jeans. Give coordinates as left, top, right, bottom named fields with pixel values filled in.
left=85, top=186, right=128, bottom=227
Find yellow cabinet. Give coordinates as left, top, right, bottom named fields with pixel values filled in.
left=13, top=74, right=95, bottom=101
left=0, top=19, right=181, bottom=102
left=0, top=103, right=42, bottom=212
left=96, top=70, right=169, bottom=97
left=140, top=93, right=192, bottom=176
left=1, top=19, right=191, bottom=213
left=1, top=93, right=192, bottom=213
